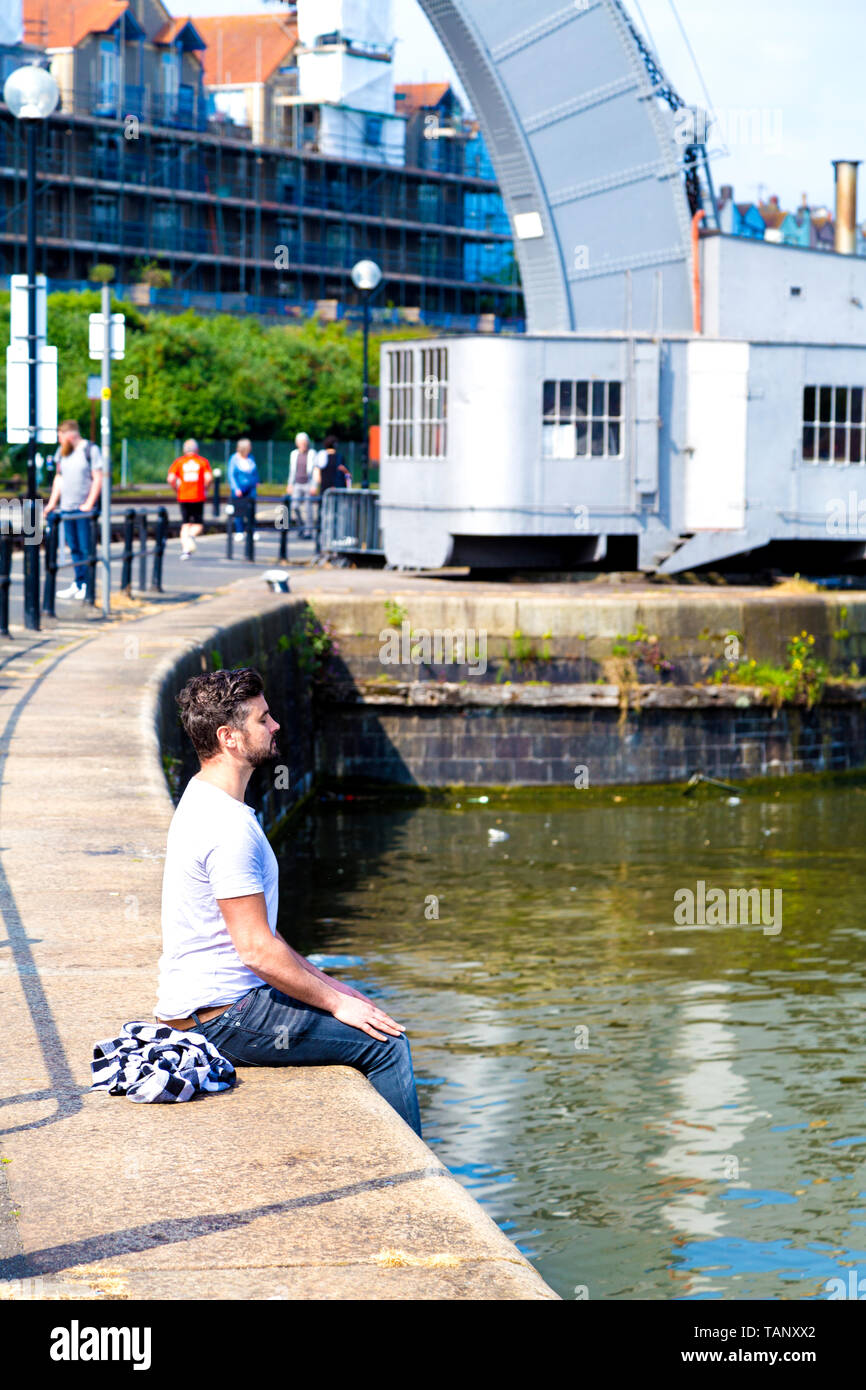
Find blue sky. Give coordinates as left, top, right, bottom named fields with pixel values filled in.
left=182, top=0, right=863, bottom=213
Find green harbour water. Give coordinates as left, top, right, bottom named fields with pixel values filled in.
left=275, top=778, right=866, bottom=1301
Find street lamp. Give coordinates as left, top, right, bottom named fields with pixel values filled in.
left=351, top=258, right=382, bottom=490
left=4, top=63, right=60, bottom=631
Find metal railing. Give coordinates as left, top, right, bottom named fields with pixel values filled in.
left=119, top=508, right=169, bottom=596
left=59, top=81, right=208, bottom=133
left=41, top=507, right=168, bottom=616
left=318, top=488, right=383, bottom=559
left=42, top=509, right=100, bottom=616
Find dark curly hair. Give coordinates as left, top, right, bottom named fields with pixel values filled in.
left=176, top=667, right=264, bottom=761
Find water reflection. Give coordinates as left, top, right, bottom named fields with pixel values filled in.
left=275, top=781, right=866, bottom=1300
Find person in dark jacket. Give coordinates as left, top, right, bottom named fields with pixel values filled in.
left=311, top=435, right=352, bottom=495
left=311, top=435, right=352, bottom=554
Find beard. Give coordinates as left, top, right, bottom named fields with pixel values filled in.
left=59, top=439, right=75, bottom=456
left=246, top=736, right=279, bottom=769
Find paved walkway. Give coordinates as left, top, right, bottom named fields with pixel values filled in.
left=0, top=575, right=557, bottom=1301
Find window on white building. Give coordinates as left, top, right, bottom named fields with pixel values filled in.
left=542, top=379, right=623, bottom=459
left=419, top=347, right=447, bottom=458
left=387, top=349, right=415, bottom=458
left=803, top=385, right=865, bottom=464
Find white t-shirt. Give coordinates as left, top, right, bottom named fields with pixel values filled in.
left=154, top=776, right=279, bottom=1020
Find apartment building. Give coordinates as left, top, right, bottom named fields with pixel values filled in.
left=0, top=0, right=521, bottom=322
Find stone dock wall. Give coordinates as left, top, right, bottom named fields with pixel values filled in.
left=151, top=588, right=866, bottom=808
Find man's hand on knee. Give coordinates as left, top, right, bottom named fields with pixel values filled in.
left=332, top=994, right=406, bottom=1042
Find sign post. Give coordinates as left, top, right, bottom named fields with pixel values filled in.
left=86, top=373, right=101, bottom=451
left=89, top=294, right=124, bottom=617
left=6, top=272, right=57, bottom=631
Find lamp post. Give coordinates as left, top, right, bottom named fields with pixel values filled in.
left=4, top=63, right=60, bottom=630
left=350, top=259, right=382, bottom=490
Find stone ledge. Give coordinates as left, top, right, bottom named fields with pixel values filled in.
left=325, top=679, right=866, bottom=710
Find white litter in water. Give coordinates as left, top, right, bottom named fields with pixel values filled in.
left=488, top=828, right=509, bottom=842
left=469, top=796, right=489, bottom=803
left=727, top=796, right=741, bottom=806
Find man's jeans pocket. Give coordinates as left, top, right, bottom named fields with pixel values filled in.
left=203, top=987, right=315, bottom=1064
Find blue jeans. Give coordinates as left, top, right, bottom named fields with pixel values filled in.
left=63, top=515, right=95, bottom=586
left=233, top=493, right=255, bottom=534
left=194, top=985, right=423, bottom=1138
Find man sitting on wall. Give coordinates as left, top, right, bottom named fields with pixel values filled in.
left=153, top=667, right=422, bottom=1137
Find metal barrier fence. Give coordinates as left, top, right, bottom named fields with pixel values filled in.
left=219, top=488, right=380, bottom=564
left=318, top=489, right=383, bottom=559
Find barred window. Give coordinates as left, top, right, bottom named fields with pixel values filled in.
left=387, top=349, right=415, bottom=458
left=419, top=346, right=448, bottom=458
left=802, top=384, right=865, bottom=464
left=542, top=379, right=623, bottom=459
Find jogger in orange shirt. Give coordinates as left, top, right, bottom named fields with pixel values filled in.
left=167, top=438, right=213, bottom=559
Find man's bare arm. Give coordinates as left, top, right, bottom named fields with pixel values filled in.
left=43, top=471, right=62, bottom=515
left=82, top=471, right=102, bottom=512
left=217, top=893, right=405, bottom=1041
left=284, top=942, right=369, bottom=1002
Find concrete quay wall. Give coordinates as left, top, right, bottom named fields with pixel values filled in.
left=307, top=587, right=866, bottom=687
left=316, top=682, right=866, bottom=787
left=301, top=589, right=866, bottom=789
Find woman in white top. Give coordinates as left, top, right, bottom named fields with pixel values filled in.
left=286, top=432, right=315, bottom=537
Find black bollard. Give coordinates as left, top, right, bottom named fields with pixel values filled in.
left=152, top=506, right=168, bottom=591
left=120, top=508, right=136, bottom=594
left=313, top=493, right=323, bottom=556
left=213, top=470, right=221, bottom=519
left=225, top=506, right=234, bottom=559
left=0, top=530, right=10, bottom=635
left=137, top=510, right=148, bottom=593
left=85, top=512, right=98, bottom=605
left=278, top=497, right=289, bottom=562
left=42, top=513, right=60, bottom=618
left=244, top=495, right=255, bottom=561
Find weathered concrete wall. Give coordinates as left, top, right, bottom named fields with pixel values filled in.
left=308, top=589, right=866, bottom=687
left=151, top=589, right=866, bottom=797
left=299, top=591, right=866, bottom=789
left=316, top=681, right=866, bottom=786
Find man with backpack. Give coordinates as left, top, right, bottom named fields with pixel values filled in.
left=43, top=419, right=102, bottom=600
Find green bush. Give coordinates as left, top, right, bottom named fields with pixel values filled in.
left=0, top=289, right=432, bottom=471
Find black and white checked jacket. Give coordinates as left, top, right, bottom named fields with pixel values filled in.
left=91, top=1022, right=236, bottom=1103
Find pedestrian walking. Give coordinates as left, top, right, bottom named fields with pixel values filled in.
left=167, top=439, right=213, bottom=560
left=228, top=438, right=259, bottom=536
left=43, top=419, right=103, bottom=599
left=285, top=432, right=315, bottom=537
